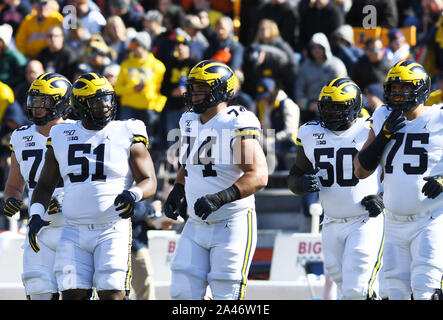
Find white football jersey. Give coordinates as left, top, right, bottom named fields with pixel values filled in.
left=371, top=105, right=443, bottom=216
left=297, top=117, right=381, bottom=219
left=178, top=106, right=261, bottom=223
left=48, top=119, right=148, bottom=224
left=9, top=124, right=66, bottom=227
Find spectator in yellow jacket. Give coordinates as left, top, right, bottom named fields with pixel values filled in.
left=14, top=0, right=63, bottom=58
left=114, top=31, right=166, bottom=149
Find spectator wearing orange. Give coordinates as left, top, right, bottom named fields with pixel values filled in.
left=204, top=16, right=244, bottom=72
left=14, top=0, right=63, bottom=58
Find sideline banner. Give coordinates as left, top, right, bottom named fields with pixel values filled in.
left=269, top=233, right=323, bottom=281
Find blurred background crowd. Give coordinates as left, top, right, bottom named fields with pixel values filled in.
left=1, top=0, right=443, bottom=230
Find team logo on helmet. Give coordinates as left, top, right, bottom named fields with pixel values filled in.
left=26, top=73, right=72, bottom=126
left=184, top=60, right=239, bottom=114
left=383, top=60, right=430, bottom=112
left=72, top=72, right=117, bottom=128
left=317, top=77, right=362, bottom=131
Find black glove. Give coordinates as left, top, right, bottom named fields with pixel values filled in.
left=28, top=214, right=51, bottom=253
left=361, top=194, right=385, bottom=217
left=2, top=197, right=23, bottom=217
left=301, top=174, right=321, bottom=193
left=114, top=190, right=136, bottom=219
left=194, top=194, right=223, bottom=220
left=47, top=197, right=61, bottom=215
left=194, top=185, right=241, bottom=221
left=380, top=109, right=406, bottom=140
left=422, top=175, right=443, bottom=199
left=164, top=184, right=185, bottom=220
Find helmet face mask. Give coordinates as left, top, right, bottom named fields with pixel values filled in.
left=384, top=60, right=430, bottom=112
left=26, top=73, right=72, bottom=126
left=184, top=60, right=238, bottom=114
left=72, top=73, right=117, bottom=129
left=317, top=77, right=362, bottom=131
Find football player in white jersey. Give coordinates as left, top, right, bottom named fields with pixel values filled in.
left=288, top=77, right=385, bottom=300
left=2, top=73, right=72, bottom=300
left=163, top=60, right=268, bottom=300
left=355, top=60, right=443, bottom=300
left=28, top=72, right=157, bottom=300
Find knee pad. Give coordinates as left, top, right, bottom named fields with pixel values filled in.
left=170, top=270, right=206, bottom=300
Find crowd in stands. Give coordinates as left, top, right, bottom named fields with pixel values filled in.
left=2, top=0, right=443, bottom=225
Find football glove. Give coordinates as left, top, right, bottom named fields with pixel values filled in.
left=28, top=215, right=51, bottom=253
left=114, top=190, right=136, bottom=219
left=164, top=184, right=185, bottom=220
left=422, top=175, right=443, bottom=199
left=381, top=109, right=406, bottom=140
left=194, top=194, right=223, bottom=220
left=301, top=174, right=321, bottom=193
left=2, top=197, right=23, bottom=217
left=47, top=197, right=61, bottom=215
left=361, top=194, right=385, bottom=217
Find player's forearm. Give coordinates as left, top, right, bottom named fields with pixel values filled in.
left=287, top=174, right=307, bottom=196
left=30, top=182, right=55, bottom=211
left=174, top=167, right=186, bottom=186
left=4, top=183, right=25, bottom=201
left=353, top=152, right=375, bottom=179
left=134, top=176, right=157, bottom=200
left=234, top=168, right=268, bottom=198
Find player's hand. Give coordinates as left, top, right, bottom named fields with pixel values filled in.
left=114, top=190, right=136, bottom=219
left=194, top=194, right=223, bottom=220
left=422, top=175, right=443, bottom=199
left=47, top=197, right=61, bottom=215
left=301, top=174, right=321, bottom=193
left=164, top=184, right=185, bottom=220
left=28, top=215, right=51, bottom=253
left=2, top=197, right=23, bottom=217
left=361, top=194, right=384, bottom=217
left=381, top=109, right=406, bottom=139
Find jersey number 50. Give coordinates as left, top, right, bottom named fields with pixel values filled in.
left=314, top=147, right=359, bottom=187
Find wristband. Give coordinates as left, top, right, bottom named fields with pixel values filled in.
left=129, top=186, right=143, bottom=202
left=214, top=184, right=241, bottom=206
left=30, top=202, right=45, bottom=218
